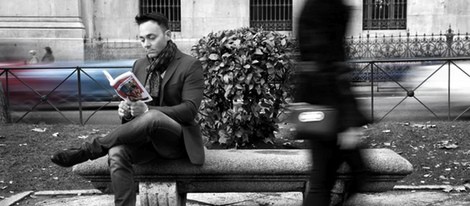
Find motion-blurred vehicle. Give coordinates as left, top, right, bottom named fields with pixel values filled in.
left=0, top=60, right=135, bottom=110
left=372, top=61, right=470, bottom=114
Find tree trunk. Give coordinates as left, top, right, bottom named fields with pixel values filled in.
left=0, top=82, right=11, bottom=123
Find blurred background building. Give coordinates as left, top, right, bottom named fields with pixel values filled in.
left=0, top=0, right=469, bottom=61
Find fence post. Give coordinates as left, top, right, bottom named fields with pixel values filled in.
left=77, top=66, right=84, bottom=125
left=0, top=79, right=11, bottom=123
left=445, top=25, right=455, bottom=57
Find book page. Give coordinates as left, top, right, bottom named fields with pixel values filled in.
left=103, top=70, right=153, bottom=102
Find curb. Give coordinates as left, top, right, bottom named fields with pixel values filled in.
left=394, top=184, right=470, bottom=192
left=0, top=190, right=101, bottom=206
left=0, top=191, right=33, bottom=206
left=2, top=186, right=470, bottom=206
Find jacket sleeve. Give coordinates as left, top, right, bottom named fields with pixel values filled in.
left=149, top=60, right=204, bottom=125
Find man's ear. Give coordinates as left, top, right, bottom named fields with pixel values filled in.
left=165, top=30, right=172, bottom=41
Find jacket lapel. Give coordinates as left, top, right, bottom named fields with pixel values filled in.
left=159, top=49, right=183, bottom=105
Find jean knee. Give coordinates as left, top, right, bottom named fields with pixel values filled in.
left=108, top=146, right=132, bottom=167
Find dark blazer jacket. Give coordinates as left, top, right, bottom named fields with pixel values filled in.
left=131, top=49, right=205, bottom=165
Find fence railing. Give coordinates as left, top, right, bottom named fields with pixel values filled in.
left=4, top=27, right=470, bottom=124
left=349, top=57, right=470, bottom=122
left=2, top=57, right=470, bottom=124
left=84, top=34, right=145, bottom=61
left=346, top=26, right=470, bottom=59
left=0, top=65, right=132, bottom=125
left=85, top=26, right=469, bottom=61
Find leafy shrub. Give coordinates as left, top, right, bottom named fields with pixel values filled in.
left=191, top=28, right=296, bottom=148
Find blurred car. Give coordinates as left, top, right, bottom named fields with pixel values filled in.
left=375, top=61, right=470, bottom=110
left=0, top=60, right=135, bottom=110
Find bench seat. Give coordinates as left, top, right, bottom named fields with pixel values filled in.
left=73, top=148, right=412, bottom=206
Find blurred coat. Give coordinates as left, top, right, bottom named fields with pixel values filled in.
left=294, top=0, right=370, bottom=132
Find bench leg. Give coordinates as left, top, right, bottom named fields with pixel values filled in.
left=139, top=182, right=185, bottom=206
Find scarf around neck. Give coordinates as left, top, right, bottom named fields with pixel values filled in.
left=144, top=40, right=177, bottom=101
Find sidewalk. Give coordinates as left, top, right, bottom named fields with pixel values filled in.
left=2, top=188, right=470, bottom=206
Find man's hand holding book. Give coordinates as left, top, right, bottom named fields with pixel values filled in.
left=118, top=99, right=149, bottom=119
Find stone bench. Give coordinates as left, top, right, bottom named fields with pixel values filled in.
left=73, top=148, right=412, bottom=206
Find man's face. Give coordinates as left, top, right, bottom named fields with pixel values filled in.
left=138, top=21, right=170, bottom=58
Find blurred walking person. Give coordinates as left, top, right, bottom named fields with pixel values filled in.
left=41, top=46, right=55, bottom=63
left=295, top=0, right=371, bottom=205
left=27, top=50, right=39, bottom=64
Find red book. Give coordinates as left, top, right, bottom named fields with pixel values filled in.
left=103, top=70, right=152, bottom=102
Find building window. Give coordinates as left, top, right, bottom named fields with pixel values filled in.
left=139, top=0, right=181, bottom=32
left=250, top=0, right=293, bottom=31
left=363, top=0, right=407, bottom=30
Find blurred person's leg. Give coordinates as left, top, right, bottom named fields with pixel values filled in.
left=341, top=146, right=367, bottom=200
left=304, top=138, right=341, bottom=206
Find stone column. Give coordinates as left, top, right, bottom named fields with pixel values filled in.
left=0, top=0, right=85, bottom=61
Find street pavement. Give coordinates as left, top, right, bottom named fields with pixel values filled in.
left=2, top=188, right=470, bottom=206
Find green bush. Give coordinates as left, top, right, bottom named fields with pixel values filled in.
left=191, top=28, right=296, bottom=148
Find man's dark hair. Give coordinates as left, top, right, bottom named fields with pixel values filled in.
left=135, top=12, right=169, bottom=31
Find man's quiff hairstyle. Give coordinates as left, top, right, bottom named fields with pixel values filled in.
left=135, top=12, right=170, bottom=31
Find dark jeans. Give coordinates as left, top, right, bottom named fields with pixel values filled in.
left=303, top=138, right=366, bottom=206
left=87, top=110, right=186, bottom=206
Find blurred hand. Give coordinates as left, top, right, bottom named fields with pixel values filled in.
left=338, top=127, right=363, bottom=150
left=129, top=100, right=149, bottom=117
left=118, top=100, right=131, bottom=118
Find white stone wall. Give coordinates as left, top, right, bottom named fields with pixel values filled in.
left=2, top=0, right=470, bottom=60
left=0, top=0, right=85, bottom=61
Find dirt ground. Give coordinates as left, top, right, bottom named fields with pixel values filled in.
left=1, top=121, right=469, bottom=200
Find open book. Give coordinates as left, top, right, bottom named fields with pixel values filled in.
left=103, top=70, right=152, bottom=102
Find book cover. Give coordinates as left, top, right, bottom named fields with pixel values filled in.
left=103, top=70, right=152, bottom=102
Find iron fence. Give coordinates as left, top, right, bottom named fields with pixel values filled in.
left=0, top=65, right=132, bottom=125
left=84, top=34, right=145, bottom=61
left=4, top=26, right=470, bottom=124
left=346, top=26, right=470, bottom=59
left=349, top=57, right=470, bottom=122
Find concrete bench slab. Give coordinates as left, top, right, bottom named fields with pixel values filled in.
left=73, top=148, right=412, bottom=206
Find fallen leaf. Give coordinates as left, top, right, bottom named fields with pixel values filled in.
left=454, top=186, right=466, bottom=192
left=436, top=140, right=459, bottom=149
left=31, top=128, right=47, bottom=132
left=443, top=186, right=453, bottom=193
left=263, top=138, right=274, bottom=145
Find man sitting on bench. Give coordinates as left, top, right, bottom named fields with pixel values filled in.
left=50, top=12, right=205, bottom=206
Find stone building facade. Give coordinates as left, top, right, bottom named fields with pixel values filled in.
left=1, top=0, right=469, bottom=61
